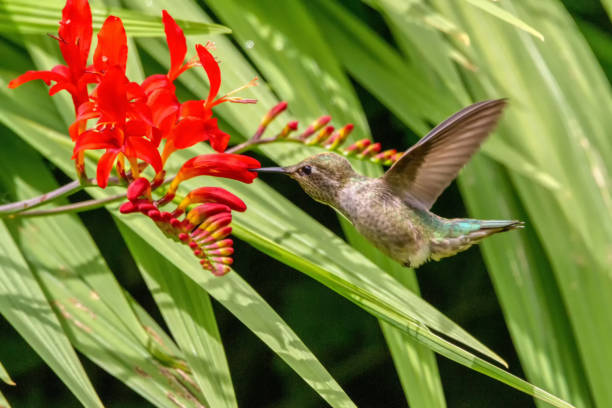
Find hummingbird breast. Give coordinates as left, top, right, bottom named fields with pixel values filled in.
left=336, top=178, right=433, bottom=266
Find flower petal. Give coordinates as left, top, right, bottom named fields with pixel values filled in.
left=126, top=137, right=163, bottom=173
left=173, top=153, right=260, bottom=189
left=126, top=177, right=151, bottom=201
left=58, top=0, right=92, bottom=76
left=171, top=117, right=209, bottom=149
left=162, top=10, right=187, bottom=81
left=94, top=16, right=128, bottom=73
left=96, top=150, right=119, bottom=188
left=8, top=69, right=66, bottom=89
left=195, top=44, right=221, bottom=108
left=147, top=87, right=179, bottom=131
left=179, top=100, right=213, bottom=121
left=125, top=120, right=149, bottom=138
left=141, top=74, right=172, bottom=96
left=96, top=66, right=127, bottom=123
left=181, top=186, right=246, bottom=212
left=127, top=101, right=153, bottom=126
left=69, top=101, right=99, bottom=140
left=204, top=118, right=230, bottom=152
left=73, top=128, right=121, bottom=156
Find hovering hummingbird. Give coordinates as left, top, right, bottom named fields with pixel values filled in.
left=252, top=99, right=524, bottom=268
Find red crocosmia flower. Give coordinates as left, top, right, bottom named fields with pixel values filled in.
left=141, top=10, right=199, bottom=133
left=93, top=16, right=128, bottom=73
left=178, top=186, right=247, bottom=212
left=197, top=44, right=222, bottom=110
left=8, top=0, right=94, bottom=110
left=196, top=44, right=258, bottom=110
left=168, top=153, right=260, bottom=196
left=73, top=67, right=161, bottom=187
left=144, top=83, right=180, bottom=134
left=160, top=100, right=230, bottom=163
left=153, top=44, right=255, bottom=161
left=162, top=10, right=194, bottom=81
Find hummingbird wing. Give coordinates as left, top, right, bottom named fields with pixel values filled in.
left=383, top=99, right=507, bottom=209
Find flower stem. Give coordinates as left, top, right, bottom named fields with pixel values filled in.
left=0, top=176, right=123, bottom=217
left=9, top=193, right=126, bottom=219
left=226, top=137, right=304, bottom=154
left=0, top=179, right=83, bottom=216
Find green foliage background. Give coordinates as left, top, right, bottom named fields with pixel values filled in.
left=0, top=0, right=610, bottom=407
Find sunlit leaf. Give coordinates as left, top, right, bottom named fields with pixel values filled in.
left=120, top=226, right=238, bottom=408
left=0, top=219, right=102, bottom=407
left=0, top=362, right=14, bottom=386
left=0, top=0, right=230, bottom=36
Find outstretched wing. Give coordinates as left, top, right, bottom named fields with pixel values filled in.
left=383, top=99, right=507, bottom=209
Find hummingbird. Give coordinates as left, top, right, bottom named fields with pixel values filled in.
left=252, top=99, right=524, bottom=268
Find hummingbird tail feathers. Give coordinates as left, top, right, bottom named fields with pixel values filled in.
left=478, top=219, right=525, bottom=231
left=429, top=219, right=524, bottom=262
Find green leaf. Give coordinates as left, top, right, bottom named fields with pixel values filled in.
left=463, top=0, right=544, bottom=41
left=0, top=2, right=584, bottom=404
left=602, top=0, right=612, bottom=22
left=0, top=220, right=102, bottom=408
left=344, top=0, right=596, bottom=406
left=0, top=0, right=230, bottom=36
left=116, top=214, right=358, bottom=408
left=431, top=1, right=612, bottom=406
left=339, top=224, right=446, bottom=408
left=0, top=389, right=11, bottom=408
left=0, top=362, right=15, bottom=386
left=119, top=224, right=238, bottom=408
left=362, top=0, right=471, bottom=45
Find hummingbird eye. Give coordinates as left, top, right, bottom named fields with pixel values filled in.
left=299, top=165, right=312, bottom=176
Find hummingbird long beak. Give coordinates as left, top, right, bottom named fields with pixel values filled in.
left=249, top=167, right=288, bottom=174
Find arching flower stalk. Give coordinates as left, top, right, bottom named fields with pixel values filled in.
left=232, top=101, right=404, bottom=167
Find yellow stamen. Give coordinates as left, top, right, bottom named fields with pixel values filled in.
left=128, top=157, right=140, bottom=179
left=221, top=77, right=258, bottom=99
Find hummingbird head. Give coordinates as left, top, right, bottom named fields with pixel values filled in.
left=252, top=152, right=356, bottom=205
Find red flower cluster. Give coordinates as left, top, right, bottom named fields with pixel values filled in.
left=9, top=0, right=261, bottom=275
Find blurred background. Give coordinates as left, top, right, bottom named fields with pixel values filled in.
left=1, top=0, right=611, bottom=407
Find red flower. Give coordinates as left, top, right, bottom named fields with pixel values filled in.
left=93, top=16, right=128, bottom=74
left=73, top=67, right=161, bottom=187
left=141, top=10, right=199, bottom=134
left=162, top=10, right=194, bottom=81
left=195, top=44, right=258, bottom=110
left=8, top=0, right=94, bottom=110
left=178, top=187, right=247, bottom=212
left=156, top=44, right=257, bottom=163
left=9, top=0, right=263, bottom=275
left=160, top=100, right=230, bottom=164
left=168, top=153, right=260, bottom=196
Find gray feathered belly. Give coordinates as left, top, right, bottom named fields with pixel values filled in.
left=338, top=186, right=430, bottom=266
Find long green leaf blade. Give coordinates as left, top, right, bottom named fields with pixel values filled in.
left=0, top=362, right=14, bottom=387
left=463, top=0, right=544, bottom=41
left=0, top=221, right=102, bottom=408
left=0, top=389, right=10, bottom=408
left=0, top=0, right=230, bottom=36
left=431, top=1, right=612, bottom=406
left=120, top=224, right=238, bottom=408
